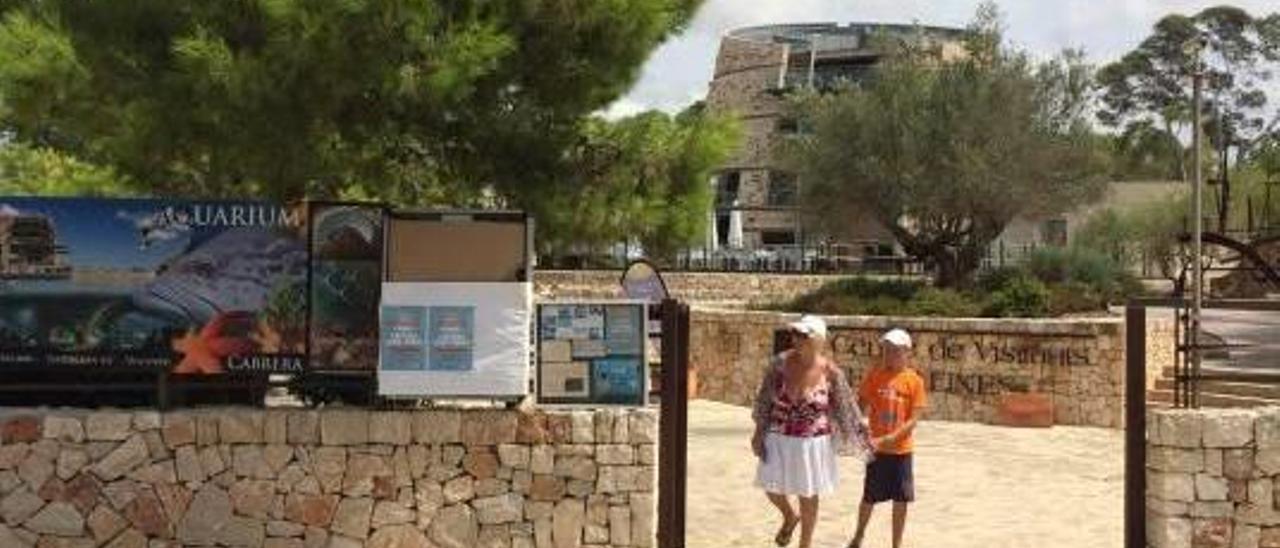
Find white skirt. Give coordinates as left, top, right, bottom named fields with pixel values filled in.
left=755, top=432, right=839, bottom=497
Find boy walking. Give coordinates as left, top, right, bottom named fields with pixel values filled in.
left=849, top=328, right=927, bottom=548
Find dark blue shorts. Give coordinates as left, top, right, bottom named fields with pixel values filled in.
left=863, top=453, right=914, bottom=504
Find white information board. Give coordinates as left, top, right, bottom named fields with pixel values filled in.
left=378, top=282, right=531, bottom=398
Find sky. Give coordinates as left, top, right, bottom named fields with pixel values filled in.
left=608, top=0, right=1280, bottom=117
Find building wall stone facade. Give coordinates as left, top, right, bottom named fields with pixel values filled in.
left=705, top=23, right=966, bottom=251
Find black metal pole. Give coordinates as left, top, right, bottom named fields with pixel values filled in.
left=1125, top=304, right=1147, bottom=548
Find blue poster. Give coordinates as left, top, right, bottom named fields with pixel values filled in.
left=591, top=357, right=643, bottom=404
left=379, top=306, right=426, bottom=370
left=605, top=305, right=643, bottom=356
left=428, top=306, right=474, bottom=371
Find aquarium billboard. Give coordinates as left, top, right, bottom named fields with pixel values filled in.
left=0, top=197, right=309, bottom=374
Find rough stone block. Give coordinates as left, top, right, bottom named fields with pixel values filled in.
left=1197, top=474, right=1230, bottom=501
left=1155, top=411, right=1204, bottom=448
left=1225, top=450, right=1256, bottom=481
left=462, top=412, right=518, bottom=446
left=321, top=410, right=369, bottom=446
left=287, top=411, right=319, bottom=445
left=92, top=435, right=150, bottom=481
left=42, top=417, right=84, bottom=444
left=597, top=446, right=634, bottom=466
left=498, top=445, right=530, bottom=470
left=1192, top=518, right=1233, bottom=548
left=1234, top=524, right=1260, bottom=548
left=332, top=497, right=374, bottom=540
left=430, top=503, right=478, bottom=548
left=414, top=411, right=462, bottom=445
left=161, top=415, right=196, bottom=449
left=1149, top=447, right=1204, bottom=473
left=1205, top=409, right=1257, bottom=448
left=370, top=413, right=412, bottom=446
left=474, top=493, right=524, bottom=525
left=86, top=412, right=133, bottom=442
left=1258, top=410, right=1280, bottom=447
left=629, top=412, right=657, bottom=444
left=630, top=493, right=654, bottom=547
left=553, top=499, right=584, bottom=548
left=530, top=446, right=554, bottom=476
left=1149, top=515, right=1192, bottom=548
left=264, top=412, right=287, bottom=445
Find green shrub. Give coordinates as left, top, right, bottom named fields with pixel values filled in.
left=1047, top=281, right=1107, bottom=315
left=983, top=275, right=1050, bottom=317
left=1025, top=246, right=1142, bottom=303
left=976, top=266, right=1032, bottom=293
left=907, top=288, right=982, bottom=317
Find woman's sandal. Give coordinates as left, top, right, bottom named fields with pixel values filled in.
left=774, top=517, right=799, bottom=546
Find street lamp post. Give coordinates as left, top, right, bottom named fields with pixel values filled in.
left=1189, top=37, right=1206, bottom=408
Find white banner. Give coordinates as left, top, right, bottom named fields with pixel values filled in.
left=378, top=282, right=531, bottom=398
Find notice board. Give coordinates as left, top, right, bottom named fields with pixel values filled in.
left=377, top=211, right=533, bottom=398
left=537, top=302, right=648, bottom=405
left=378, top=282, right=531, bottom=398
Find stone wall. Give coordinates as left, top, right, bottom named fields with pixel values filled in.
left=534, top=270, right=858, bottom=308
left=1147, top=407, right=1280, bottom=548
left=691, top=309, right=1175, bottom=429
left=0, top=407, right=656, bottom=548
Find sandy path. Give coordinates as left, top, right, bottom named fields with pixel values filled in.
left=686, top=400, right=1124, bottom=548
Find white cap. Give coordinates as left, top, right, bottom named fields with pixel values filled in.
left=881, top=328, right=913, bottom=349
left=788, top=315, right=828, bottom=339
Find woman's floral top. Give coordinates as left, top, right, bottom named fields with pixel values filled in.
left=767, top=375, right=833, bottom=437
left=752, top=352, right=876, bottom=460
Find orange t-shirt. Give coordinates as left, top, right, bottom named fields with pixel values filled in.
left=858, top=366, right=928, bottom=455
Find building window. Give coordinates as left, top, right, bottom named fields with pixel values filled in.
left=777, top=118, right=800, bottom=134
left=761, top=231, right=796, bottom=245
left=767, top=172, right=798, bottom=206
left=1041, top=219, right=1068, bottom=247
left=716, top=171, right=741, bottom=207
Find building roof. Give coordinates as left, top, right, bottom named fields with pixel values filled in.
left=726, top=22, right=967, bottom=52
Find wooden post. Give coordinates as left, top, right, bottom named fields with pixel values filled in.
left=658, top=299, right=689, bottom=547
left=1125, top=304, right=1147, bottom=548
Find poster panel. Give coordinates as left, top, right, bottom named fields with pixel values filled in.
left=536, top=301, right=647, bottom=406
left=0, top=197, right=307, bottom=374
left=378, top=282, right=530, bottom=398
left=308, top=204, right=384, bottom=371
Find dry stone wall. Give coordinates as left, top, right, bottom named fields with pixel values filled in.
left=692, top=309, right=1174, bottom=429
left=0, top=407, right=657, bottom=548
left=1147, top=407, right=1280, bottom=548
left=534, top=271, right=856, bottom=308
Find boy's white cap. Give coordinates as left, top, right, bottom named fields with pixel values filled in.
left=881, top=328, right=913, bottom=349
left=788, top=315, right=828, bottom=339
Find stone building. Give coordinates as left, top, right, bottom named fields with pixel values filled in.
left=704, top=22, right=967, bottom=256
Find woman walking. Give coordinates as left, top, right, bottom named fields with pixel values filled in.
left=752, top=315, right=874, bottom=547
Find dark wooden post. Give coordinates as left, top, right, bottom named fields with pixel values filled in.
left=658, top=299, right=689, bottom=548
left=1125, top=304, right=1147, bottom=548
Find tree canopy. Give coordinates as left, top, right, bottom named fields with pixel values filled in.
left=1097, top=5, right=1280, bottom=225
left=0, top=143, right=128, bottom=196
left=0, top=0, right=702, bottom=205
left=785, top=5, right=1110, bottom=287
left=536, top=107, right=738, bottom=262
